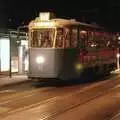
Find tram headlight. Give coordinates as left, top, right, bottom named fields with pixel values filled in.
left=36, top=56, right=45, bottom=64
left=75, top=63, right=83, bottom=72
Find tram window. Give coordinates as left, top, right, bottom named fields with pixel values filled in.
left=92, top=31, right=106, bottom=48
left=101, top=33, right=110, bottom=48
left=110, top=35, right=118, bottom=48
left=55, top=28, right=64, bottom=48
left=55, top=28, right=71, bottom=48
left=79, top=30, right=88, bottom=48
left=106, top=40, right=111, bottom=47
left=31, top=29, right=54, bottom=48
left=64, top=28, right=70, bottom=48
left=87, top=31, right=97, bottom=48
left=31, top=31, right=36, bottom=47
left=105, top=33, right=112, bottom=48
left=71, top=28, right=78, bottom=48
left=80, top=30, right=87, bottom=39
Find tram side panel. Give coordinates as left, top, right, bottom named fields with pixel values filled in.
left=28, top=48, right=80, bottom=80
left=28, top=48, right=64, bottom=79
left=58, top=48, right=80, bottom=80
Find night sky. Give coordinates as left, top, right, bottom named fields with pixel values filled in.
left=1, top=0, right=120, bottom=31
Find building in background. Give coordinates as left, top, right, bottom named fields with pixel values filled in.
left=0, top=28, right=28, bottom=74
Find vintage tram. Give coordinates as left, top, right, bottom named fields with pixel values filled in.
left=28, top=12, right=118, bottom=81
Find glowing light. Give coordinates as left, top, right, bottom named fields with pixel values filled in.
left=118, top=36, right=120, bottom=40
left=117, top=53, right=120, bottom=58
left=39, top=12, right=50, bottom=21
left=91, top=44, right=96, bottom=47
left=21, top=40, right=28, bottom=46
left=36, top=56, right=45, bottom=64
left=11, top=57, right=18, bottom=72
left=75, top=63, right=83, bottom=72
left=33, top=21, right=55, bottom=28
left=0, top=38, right=10, bottom=71
left=80, top=30, right=87, bottom=34
left=24, top=57, right=28, bottom=71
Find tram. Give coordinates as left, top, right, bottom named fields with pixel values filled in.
left=28, top=12, right=119, bottom=81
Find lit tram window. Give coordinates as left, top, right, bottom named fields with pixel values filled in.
left=80, top=30, right=87, bottom=34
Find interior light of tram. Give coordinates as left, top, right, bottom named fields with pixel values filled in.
left=39, top=12, right=51, bottom=21
left=80, top=30, right=87, bottom=34
left=118, top=36, right=120, bottom=40
left=33, top=21, right=56, bottom=28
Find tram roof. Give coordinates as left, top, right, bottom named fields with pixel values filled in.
left=52, top=18, right=103, bottom=29
left=29, top=17, right=103, bottom=30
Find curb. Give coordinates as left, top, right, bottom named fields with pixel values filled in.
left=0, top=80, right=31, bottom=88
left=0, top=76, right=31, bottom=88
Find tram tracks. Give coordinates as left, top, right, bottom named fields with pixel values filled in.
left=1, top=75, right=120, bottom=119
left=30, top=81, right=120, bottom=120
left=0, top=74, right=118, bottom=103
left=44, top=88, right=120, bottom=120
left=0, top=87, right=54, bottom=103
left=0, top=84, right=89, bottom=118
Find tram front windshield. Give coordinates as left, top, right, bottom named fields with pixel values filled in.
left=31, top=28, right=55, bottom=48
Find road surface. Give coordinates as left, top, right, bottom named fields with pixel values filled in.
left=0, top=74, right=120, bottom=120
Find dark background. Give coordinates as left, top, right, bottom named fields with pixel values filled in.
left=1, top=0, right=120, bottom=31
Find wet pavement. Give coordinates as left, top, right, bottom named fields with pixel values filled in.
left=0, top=74, right=120, bottom=120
